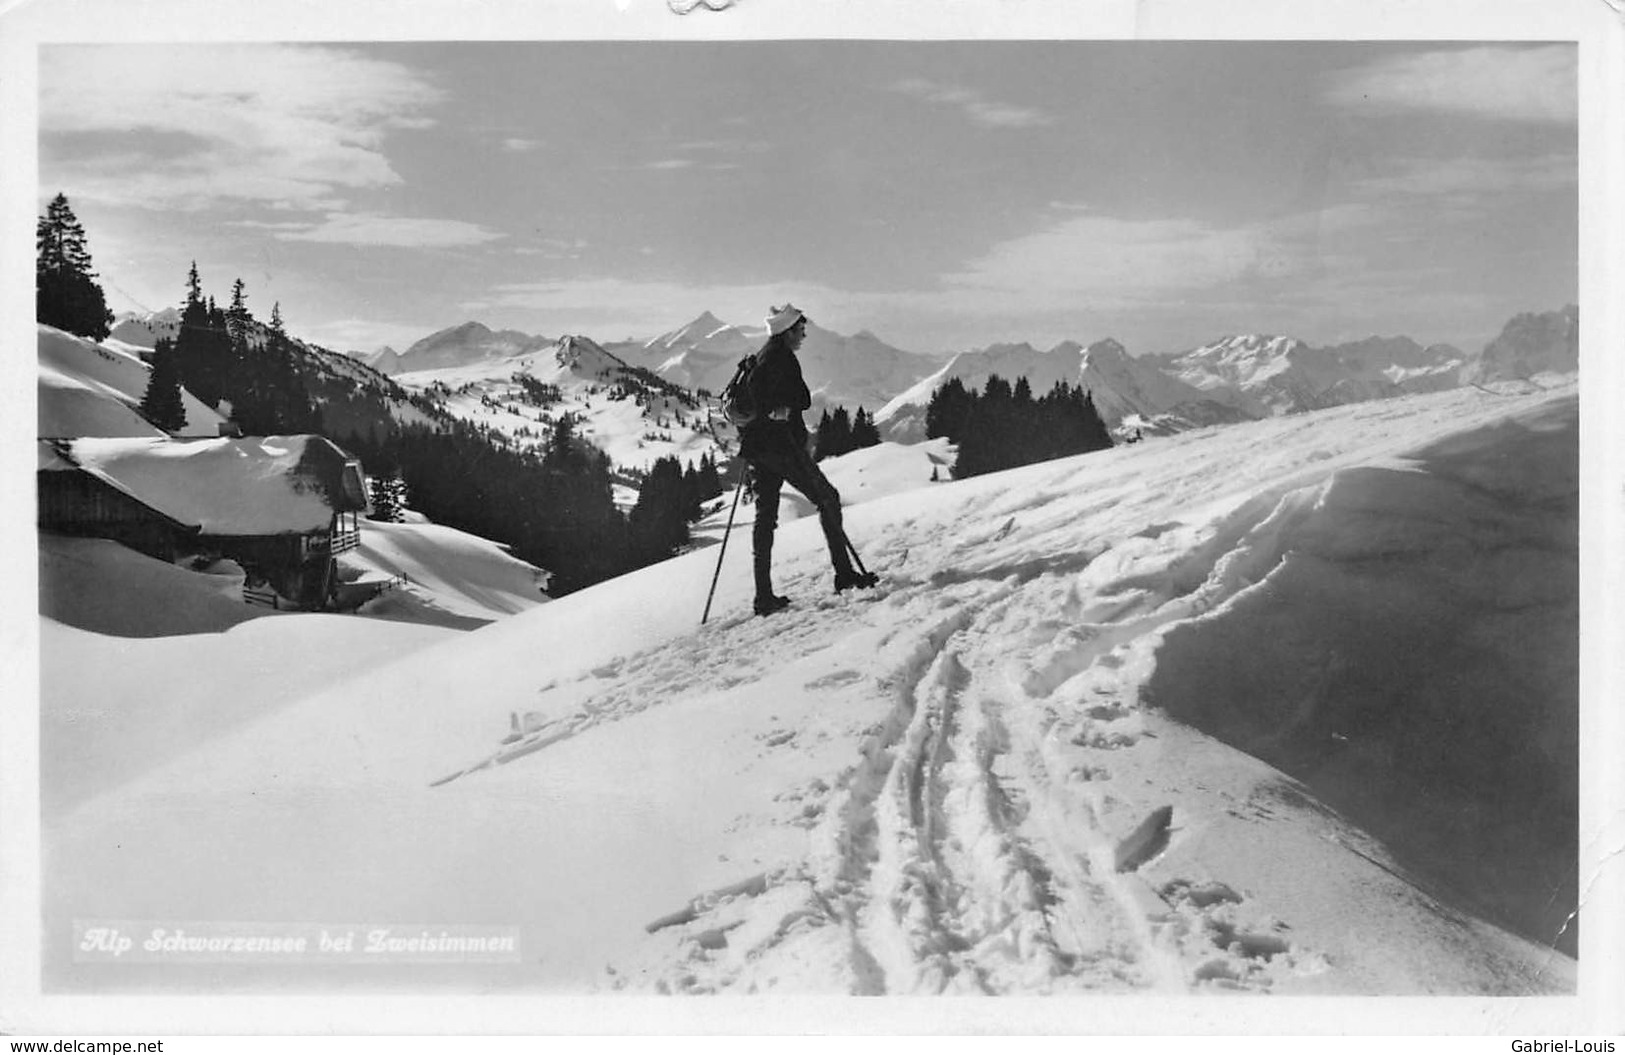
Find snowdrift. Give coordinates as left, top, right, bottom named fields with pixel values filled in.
left=1144, top=399, right=1578, bottom=956
left=342, top=519, right=550, bottom=628
left=41, top=382, right=1581, bottom=1008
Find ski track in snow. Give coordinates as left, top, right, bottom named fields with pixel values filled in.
left=430, top=441, right=1375, bottom=994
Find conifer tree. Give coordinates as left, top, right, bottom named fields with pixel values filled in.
left=829, top=406, right=852, bottom=458
left=368, top=473, right=407, bottom=522
left=629, top=455, right=691, bottom=561
left=36, top=193, right=113, bottom=340
left=139, top=337, right=188, bottom=433
left=171, top=269, right=232, bottom=410
left=226, top=278, right=253, bottom=350
left=851, top=407, right=881, bottom=450
left=695, top=451, right=723, bottom=500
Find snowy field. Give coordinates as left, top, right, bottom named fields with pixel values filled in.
left=35, top=380, right=1596, bottom=1028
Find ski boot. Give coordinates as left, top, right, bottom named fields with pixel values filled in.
left=833, top=569, right=879, bottom=593
left=753, top=593, right=792, bottom=616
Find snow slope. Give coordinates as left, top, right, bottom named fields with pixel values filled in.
left=38, top=325, right=225, bottom=439
left=109, top=307, right=182, bottom=348
left=40, top=382, right=1584, bottom=1014
left=341, top=519, right=550, bottom=629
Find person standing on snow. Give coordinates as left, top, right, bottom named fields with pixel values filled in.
left=738, top=303, right=876, bottom=616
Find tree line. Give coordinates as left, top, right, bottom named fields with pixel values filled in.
left=925, top=374, right=1114, bottom=478
left=813, top=405, right=882, bottom=461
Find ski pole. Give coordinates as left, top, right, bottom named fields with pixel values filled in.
left=701, top=469, right=748, bottom=625
left=843, top=529, right=872, bottom=578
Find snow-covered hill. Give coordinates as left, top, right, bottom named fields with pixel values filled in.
left=109, top=306, right=181, bottom=347
left=391, top=333, right=726, bottom=480
left=37, top=325, right=226, bottom=438
left=41, top=380, right=1583, bottom=1011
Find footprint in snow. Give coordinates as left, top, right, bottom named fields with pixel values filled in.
left=1159, top=878, right=1316, bottom=989
left=1084, top=702, right=1130, bottom=722
left=803, top=669, right=864, bottom=691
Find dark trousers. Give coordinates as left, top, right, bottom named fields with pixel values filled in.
left=746, top=439, right=854, bottom=596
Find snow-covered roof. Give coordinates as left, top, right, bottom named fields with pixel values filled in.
left=43, top=435, right=366, bottom=536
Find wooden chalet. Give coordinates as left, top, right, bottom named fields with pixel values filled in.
left=38, top=435, right=367, bottom=610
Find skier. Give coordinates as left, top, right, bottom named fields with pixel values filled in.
left=738, top=303, right=876, bottom=616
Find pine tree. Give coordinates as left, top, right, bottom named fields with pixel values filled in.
left=368, top=473, right=407, bottom=522
left=36, top=193, right=113, bottom=340
left=171, top=269, right=231, bottom=410
left=226, top=278, right=252, bottom=349
left=925, top=377, right=972, bottom=441
left=139, top=337, right=188, bottom=433
left=696, top=452, right=723, bottom=500
left=630, top=456, right=691, bottom=562
left=851, top=407, right=881, bottom=449
left=830, top=406, right=853, bottom=458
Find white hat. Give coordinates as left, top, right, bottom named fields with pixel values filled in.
left=766, top=304, right=806, bottom=336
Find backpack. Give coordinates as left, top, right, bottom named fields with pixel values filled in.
left=720, top=353, right=759, bottom=428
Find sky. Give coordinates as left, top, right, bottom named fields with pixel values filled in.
left=37, top=38, right=1577, bottom=358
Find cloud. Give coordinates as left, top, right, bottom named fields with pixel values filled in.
left=1326, top=45, right=1575, bottom=124
left=1350, top=153, right=1575, bottom=199
left=938, top=212, right=1290, bottom=305
left=272, top=212, right=505, bottom=248
left=888, top=78, right=1053, bottom=129
left=40, top=44, right=443, bottom=209
left=503, top=138, right=544, bottom=152
left=674, top=138, right=770, bottom=155
left=514, top=238, right=588, bottom=259
left=299, top=317, right=445, bottom=354
left=645, top=159, right=697, bottom=170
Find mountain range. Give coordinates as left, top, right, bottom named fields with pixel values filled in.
left=347, top=305, right=1577, bottom=446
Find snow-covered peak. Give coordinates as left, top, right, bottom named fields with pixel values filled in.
left=645, top=311, right=751, bottom=353
left=1462, top=305, right=1578, bottom=384
left=1080, top=337, right=1129, bottom=364
left=393, top=321, right=553, bottom=375
left=549, top=334, right=631, bottom=378
left=1178, top=334, right=1311, bottom=374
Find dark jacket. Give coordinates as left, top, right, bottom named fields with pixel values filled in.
left=739, top=335, right=811, bottom=458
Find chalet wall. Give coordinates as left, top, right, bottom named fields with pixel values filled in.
left=37, top=470, right=191, bottom=563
